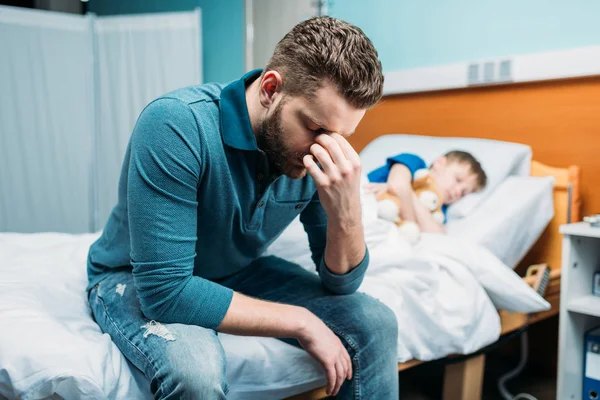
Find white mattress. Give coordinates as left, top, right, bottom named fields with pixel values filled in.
left=0, top=177, right=555, bottom=400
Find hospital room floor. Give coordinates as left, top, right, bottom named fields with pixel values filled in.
left=399, top=352, right=556, bottom=400
left=397, top=319, right=559, bottom=400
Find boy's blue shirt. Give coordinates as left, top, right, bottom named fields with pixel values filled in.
left=367, top=153, right=427, bottom=183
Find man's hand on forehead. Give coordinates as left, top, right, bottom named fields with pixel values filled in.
left=304, top=133, right=359, bottom=184
left=302, top=133, right=362, bottom=223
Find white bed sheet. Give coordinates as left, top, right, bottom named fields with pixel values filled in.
left=0, top=180, right=555, bottom=400
left=0, top=232, right=325, bottom=400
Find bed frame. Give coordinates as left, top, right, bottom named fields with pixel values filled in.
left=286, top=160, right=581, bottom=400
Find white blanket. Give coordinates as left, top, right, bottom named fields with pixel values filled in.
left=266, top=212, right=550, bottom=362
left=362, top=231, right=500, bottom=361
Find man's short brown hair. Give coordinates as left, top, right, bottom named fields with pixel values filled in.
left=264, top=16, right=383, bottom=109
left=445, top=150, right=487, bottom=191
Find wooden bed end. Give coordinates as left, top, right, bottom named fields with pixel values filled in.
left=518, top=160, right=581, bottom=273
left=502, top=160, right=581, bottom=332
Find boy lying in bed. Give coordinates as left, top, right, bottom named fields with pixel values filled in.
left=364, top=151, right=487, bottom=233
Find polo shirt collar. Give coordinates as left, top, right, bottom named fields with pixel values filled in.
left=220, top=69, right=262, bottom=151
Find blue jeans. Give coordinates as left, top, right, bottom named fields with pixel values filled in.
left=88, top=256, right=399, bottom=399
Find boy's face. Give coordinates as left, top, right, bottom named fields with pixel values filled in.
left=257, top=73, right=365, bottom=179
left=429, top=157, right=479, bottom=204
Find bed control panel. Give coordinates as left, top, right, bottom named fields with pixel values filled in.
left=593, top=272, right=600, bottom=297
left=584, top=215, right=600, bottom=227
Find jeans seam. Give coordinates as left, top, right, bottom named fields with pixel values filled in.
left=92, top=284, right=165, bottom=391
left=325, top=323, right=361, bottom=400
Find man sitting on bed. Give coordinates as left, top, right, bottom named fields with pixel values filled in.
left=86, top=17, right=399, bottom=400
left=364, top=151, right=487, bottom=233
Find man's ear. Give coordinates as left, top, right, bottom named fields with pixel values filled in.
left=259, top=70, right=283, bottom=108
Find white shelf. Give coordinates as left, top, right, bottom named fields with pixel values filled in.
left=568, top=295, right=600, bottom=318
left=558, top=223, right=600, bottom=398
left=560, top=222, right=600, bottom=238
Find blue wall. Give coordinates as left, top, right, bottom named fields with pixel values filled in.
left=88, top=0, right=245, bottom=83
left=87, top=1, right=600, bottom=80
left=329, top=0, right=600, bottom=72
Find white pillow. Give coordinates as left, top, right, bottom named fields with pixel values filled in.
left=359, top=134, right=532, bottom=219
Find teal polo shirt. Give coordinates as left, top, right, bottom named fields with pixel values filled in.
left=87, top=70, right=369, bottom=329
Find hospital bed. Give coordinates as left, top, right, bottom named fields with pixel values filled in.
left=287, top=160, right=580, bottom=400
left=0, top=135, right=580, bottom=400
left=279, top=135, right=581, bottom=400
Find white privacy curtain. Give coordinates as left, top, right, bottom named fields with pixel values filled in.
left=0, top=7, right=201, bottom=233
left=93, top=11, right=202, bottom=230
left=0, top=7, right=94, bottom=233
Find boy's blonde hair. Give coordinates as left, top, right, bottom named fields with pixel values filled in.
left=444, top=150, right=487, bottom=191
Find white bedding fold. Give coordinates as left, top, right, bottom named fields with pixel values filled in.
left=266, top=211, right=550, bottom=363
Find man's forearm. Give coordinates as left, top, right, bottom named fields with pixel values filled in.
left=218, top=292, right=311, bottom=338
left=323, top=213, right=366, bottom=275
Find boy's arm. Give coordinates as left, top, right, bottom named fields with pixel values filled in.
left=411, top=193, right=446, bottom=233
left=387, top=163, right=417, bottom=223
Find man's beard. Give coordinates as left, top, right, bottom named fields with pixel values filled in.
left=256, top=101, right=308, bottom=179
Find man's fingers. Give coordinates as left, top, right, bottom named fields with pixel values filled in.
left=330, top=133, right=361, bottom=165
left=303, top=155, right=328, bottom=186
left=315, top=134, right=350, bottom=168
left=332, top=361, right=345, bottom=396
left=345, top=351, right=353, bottom=380
left=309, top=143, right=337, bottom=177
left=325, top=363, right=337, bottom=396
